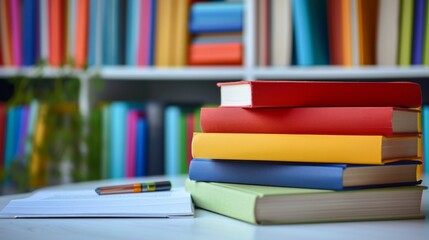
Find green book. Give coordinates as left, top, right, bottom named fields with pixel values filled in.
left=424, top=0, right=429, bottom=65
left=398, top=0, right=414, bottom=66
left=185, top=179, right=426, bottom=225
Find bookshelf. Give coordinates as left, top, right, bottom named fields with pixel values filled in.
left=0, top=0, right=428, bottom=189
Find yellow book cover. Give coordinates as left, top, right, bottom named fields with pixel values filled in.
left=29, top=104, right=49, bottom=189
left=172, top=0, right=190, bottom=66
left=191, top=133, right=421, bottom=165
left=155, top=0, right=174, bottom=67
left=341, top=0, right=353, bottom=67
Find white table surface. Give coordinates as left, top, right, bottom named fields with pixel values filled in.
left=0, top=175, right=428, bottom=240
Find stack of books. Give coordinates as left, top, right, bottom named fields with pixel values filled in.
left=186, top=80, right=426, bottom=225
left=188, top=2, right=243, bottom=66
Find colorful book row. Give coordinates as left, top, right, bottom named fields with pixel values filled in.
left=259, top=0, right=429, bottom=66
left=0, top=0, right=244, bottom=68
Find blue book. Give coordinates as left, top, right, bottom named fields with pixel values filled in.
left=189, top=22, right=243, bottom=34
left=412, top=0, right=426, bottom=65
left=189, top=159, right=421, bottom=191
left=423, top=105, right=429, bottom=175
left=135, top=117, right=148, bottom=177
left=22, top=0, right=39, bottom=66
left=102, top=0, right=120, bottom=65
left=125, top=0, right=140, bottom=65
left=109, top=102, right=129, bottom=178
left=189, top=2, right=243, bottom=34
left=4, top=107, right=16, bottom=170
left=292, top=0, right=329, bottom=66
left=12, top=107, right=23, bottom=159
left=164, top=106, right=181, bottom=176
left=191, top=2, right=243, bottom=17
left=87, top=0, right=98, bottom=67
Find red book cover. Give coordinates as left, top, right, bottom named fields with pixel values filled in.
left=200, top=107, right=420, bottom=136
left=186, top=113, right=194, bottom=169
left=0, top=103, right=6, bottom=169
left=75, top=0, right=89, bottom=69
left=48, top=0, right=66, bottom=67
left=218, top=81, right=422, bottom=108
left=327, top=0, right=343, bottom=65
left=188, top=42, right=242, bottom=65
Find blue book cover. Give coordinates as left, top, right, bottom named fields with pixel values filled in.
left=135, top=117, right=148, bottom=177
left=292, top=0, right=329, bottom=66
left=164, top=106, right=181, bottom=176
left=189, top=159, right=421, bottom=190
left=102, top=0, right=120, bottom=65
left=109, top=102, right=129, bottom=178
left=423, top=105, right=429, bottom=175
left=191, top=2, right=243, bottom=17
left=12, top=106, right=23, bottom=159
left=189, top=2, right=243, bottom=34
left=125, top=0, right=140, bottom=65
left=148, top=0, right=157, bottom=66
left=22, top=0, right=39, bottom=66
left=4, top=107, right=16, bottom=169
left=412, top=0, right=426, bottom=65
left=87, top=0, right=98, bottom=67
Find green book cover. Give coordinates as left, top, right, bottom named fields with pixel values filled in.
left=101, top=104, right=110, bottom=179
left=398, top=0, right=414, bottom=66
left=185, top=180, right=425, bottom=225
left=88, top=107, right=102, bottom=180
left=423, top=1, right=429, bottom=65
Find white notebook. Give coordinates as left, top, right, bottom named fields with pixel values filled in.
left=0, top=188, right=194, bottom=218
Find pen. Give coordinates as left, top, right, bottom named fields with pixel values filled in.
left=95, top=181, right=172, bottom=195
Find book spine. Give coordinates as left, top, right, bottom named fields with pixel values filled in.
left=191, top=133, right=420, bottom=164
left=185, top=179, right=258, bottom=224
left=189, top=159, right=345, bottom=190
left=200, top=107, right=409, bottom=136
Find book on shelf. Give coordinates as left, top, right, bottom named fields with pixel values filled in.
left=164, top=104, right=200, bottom=175
left=218, top=81, right=422, bottom=108
left=376, top=0, right=400, bottom=66
left=135, top=117, right=148, bottom=177
left=0, top=104, right=6, bottom=170
left=412, top=0, right=426, bottom=65
left=292, top=0, right=329, bottom=66
left=185, top=179, right=426, bottom=225
left=424, top=1, right=429, bottom=65
left=189, top=158, right=422, bottom=191
left=200, top=107, right=420, bottom=136
left=189, top=2, right=243, bottom=34
left=256, top=0, right=270, bottom=66
left=398, top=0, right=414, bottom=66
left=270, top=0, right=292, bottom=67
left=188, top=42, right=243, bottom=65
left=191, top=133, right=421, bottom=165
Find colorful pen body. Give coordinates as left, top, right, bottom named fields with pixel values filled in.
left=95, top=181, right=172, bottom=195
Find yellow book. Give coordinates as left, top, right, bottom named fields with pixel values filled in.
left=29, top=104, right=49, bottom=189
left=191, top=133, right=421, bottom=165
left=172, top=0, right=190, bottom=66
left=155, top=0, right=174, bottom=67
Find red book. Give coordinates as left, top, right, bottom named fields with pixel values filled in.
left=188, top=42, right=242, bottom=66
left=200, top=107, right=420, bottom=136
left=48, top=0, right=66, bottom=67
left=75, top=0, right=89, bottom=69
left=218, top=81, right=422, bottom=108
left=327, top=0, right=343, bottom=65
left=186, top=113, right=194, bottom=169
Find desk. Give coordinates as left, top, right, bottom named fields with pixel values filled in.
left=0, top=175, right=428, bottom=240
